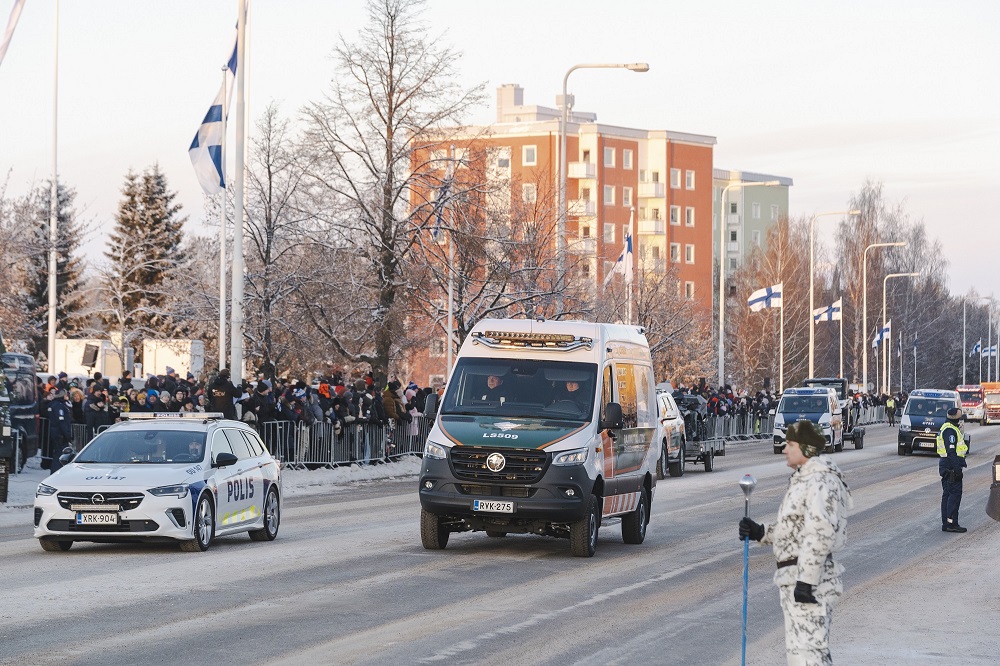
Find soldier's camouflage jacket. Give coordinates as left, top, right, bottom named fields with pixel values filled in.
left=761, top=455, right=853, bottom=587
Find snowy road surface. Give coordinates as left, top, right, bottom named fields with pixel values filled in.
left=0, top=424, right=997, bottom=665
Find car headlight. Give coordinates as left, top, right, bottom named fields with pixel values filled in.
left=424, top=441, right=448, bottom=460
left=552, top=447, right=589, bottom=466
left=148, top=484, right=190, bottom=499
left=36, top=483, right=57, bottom=497
left=899, top=423, right=910, bottom=432
left=774, top=414, right=785, bottom=427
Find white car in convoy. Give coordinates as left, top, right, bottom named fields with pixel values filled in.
left=33, top=413, right=281, bottom=553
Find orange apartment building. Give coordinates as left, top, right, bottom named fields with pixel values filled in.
left=405, top=84, right=716, bottom=388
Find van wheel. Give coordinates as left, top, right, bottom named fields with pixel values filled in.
left=668, top=443, right=685, bottom=477
left=704, top=450, right=715, bottom=472
left=570, top=494, right=600, bottom=557
left=622, top=487, right=649, bottom=545
left=420, top=508, right=449, bottom=550
left=656, top=442, right=667, bottom=480
left=855, top=432, right=864, bottom=449
left=39, top=539, right=72, bottom=552
left=773, top=445, right=783, bottom=455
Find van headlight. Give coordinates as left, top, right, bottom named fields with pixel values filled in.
left=424, top=441, right=448, bottom=460
left=899, top=423, right=910, bottom=432
left=774, top=414, right=785, bottom=427
left=148, top=484, right=189, bottom=499
left=36, top=483, right=57, bottom=497
left=553, top=447, right=589, bottom=466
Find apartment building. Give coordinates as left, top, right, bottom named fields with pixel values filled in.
left=713, top=169, right=793, bottom=272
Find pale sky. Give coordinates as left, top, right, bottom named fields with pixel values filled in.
left=1, top=0, right=997, bottom=295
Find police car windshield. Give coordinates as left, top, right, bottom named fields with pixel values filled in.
left=778, top=396, right=828, bottom=413
left=903, top=399, right=952, bottom=417
left=74, top=430, right=208, bottom=464
left=441, top=358, right=598, bottom=421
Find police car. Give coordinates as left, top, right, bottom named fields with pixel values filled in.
left=898, top=389, right=966, bottom=456
left=772, top=387, right=843, bottom=454
left=33, top=413, right=281, bottom=552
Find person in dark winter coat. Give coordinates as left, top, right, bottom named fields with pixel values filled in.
left=47, top=390, right=74, bottom=472
left=207, top=368, right=240, bottom=419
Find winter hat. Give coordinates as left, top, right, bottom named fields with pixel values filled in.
left=58, top=372, right=68, bottom=378
left=947, top=407, right=963, bottom=421
left=166, top=366, right=175, bottom=375
left=786, top=420, right=826, bottom=458
left=147, top=389, right=159, bottom=399
left=187, top=372, right=195, bottom=380
left=293, top=388, right=306, bottom=400
left=256, top=382, right=270, bottom=394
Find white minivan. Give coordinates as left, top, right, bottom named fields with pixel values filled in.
left=418, top=319, right=658, bottom=557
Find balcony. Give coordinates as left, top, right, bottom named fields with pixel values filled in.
left=568, top=199, right=596, bottom=217
left=567, top=236, right=597, bottom=255
left=728, top=214, right=741, bottom=226
left=638, top=181, right=665, bottom=198
left=727, top=241, right=740, bottom=253
left=568, top=161, right=597, bottom=179
left=638, top=218, right=665, bottom=234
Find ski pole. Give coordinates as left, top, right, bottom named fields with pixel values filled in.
left=739, top=473, right=757, bottom=666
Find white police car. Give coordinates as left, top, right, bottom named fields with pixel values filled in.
left=33, top=413, right=281, bottom=552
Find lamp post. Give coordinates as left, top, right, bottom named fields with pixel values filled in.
left=809, top=210, right=860, bottom=378
left=558, top=62, right=648, bottom=314
left=962, top=295, right=990, bottom=385
left=862, top=242, right=906, bottom=392
left=716, top=180, right=780, bottom=387
left=882, top=272, right=919, bottom=393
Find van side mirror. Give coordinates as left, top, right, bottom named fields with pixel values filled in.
left=213, top=452, right=238, bottom=468
left=601, top=402, right=623, bottom=430
left=423, top=393, right=438, bottom=418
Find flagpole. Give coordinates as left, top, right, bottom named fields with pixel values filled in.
left=46, top=0, right=59, bottom=373
left=446, top=145, right=455, bottom=375
left=887, top=323, right=892, bottom=395
left=229, top=0, right=247, bottom=378
left=218, top=64, right=228, bottom=371
left=627, top=207, right=634, bottom=325
left=779, top=294, right=784, bottom=392
left=838, top=298, right=843, bottom=379
left=898, top=330, right=902, bottom=392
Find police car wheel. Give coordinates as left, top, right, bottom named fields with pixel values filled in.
left=249, top=487, right=280, bottom=541
left=39, top=539, right=72, bottom=552
left=420, top=508, right=449, bottom=550
left=181, top=494, right=215, bottom=552
left=570, top=494, right=600, bottom=557
left=622, top=487, right=649, bottom=545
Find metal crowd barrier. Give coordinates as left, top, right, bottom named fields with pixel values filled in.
left=257, top=416, right=433, bottom=468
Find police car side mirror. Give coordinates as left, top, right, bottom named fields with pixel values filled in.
left=59, top=451, right=75, bottom=464
left=213, top=452, right=238, bottom=468
left=423, top=394, right=438, bottom=419
left=601, top=402, right=623, bottom=430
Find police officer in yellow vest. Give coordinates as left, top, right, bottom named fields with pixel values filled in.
left=937, top=407, right=968, bottom=533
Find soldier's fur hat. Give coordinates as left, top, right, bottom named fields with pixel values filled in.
left=786, top=420, right=826, bottom=458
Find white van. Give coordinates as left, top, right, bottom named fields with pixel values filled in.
left=418, top=319, right=658, bottom=557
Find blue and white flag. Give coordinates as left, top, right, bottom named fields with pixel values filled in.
left=813, top=297, right=842, bottom=323
left=748, top=283, right=782, bottom=312
left=603, top=227, right=634, bottom=287
left=188, top=8, right=244, bottom=195
left=0, top=0, right=26, bottom=70
left=873, top=320, right=892, bottom=347
left=897, top=331, right=902, bottom=358
left=971, top=339, right=982, bottom=357
left=987, top=345, right=998, bottom=358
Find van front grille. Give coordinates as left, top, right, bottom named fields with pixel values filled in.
left=450, top=447, right=548, bottom=483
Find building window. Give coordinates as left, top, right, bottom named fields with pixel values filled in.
left=685, top=207, right=695, bottom=227
left=652, top=207, right=662, bottom=221
left=685, top=170, right=695, bottom=190
left=622, top=187, right=633, bottom=207
left=669, top=243, right=680, bottom=262
left=670, top=168, right=681, bottom=189
left=752, top=202, right=761, bottom=219
left=522, top=183, right=537, bottom=203
left=752, top=230, right=762, bottom=246
left=685, top=281, right=695, bottom=300
left=455, top=148, right=469, bottom=168
left=685, top=244, right=695, bottom=264
left=652, top=245, right=661, bottom=260
left=730, top=230, right=738, bottom=242
left=430, top=338, right=446, bottom=358
left=670, top=205, right=680, bottom=225
left=730, top=202, right=738, bottom=214
left=729, top=258, right=737, bottom=270
left=771, top=204, right=779, bottom=221
left=581, top=187, right=591, bottom=201
left=430, top=149, right=447, bottom=163
left=604, top=223, right=615, bottom=243
left=581, top=224, right=591, bottom=238
left=604, top=146, right=615, bottom=167
left=522, top=145, right=537, bottom=166
left=622, top=149, right=633, bottom=170
left=623, top=224, right=629, bottom=240
left=603, top=185, right=615, bottom=205
left=497, top=156, right=510, bottom=169
left=651, top=170, right=660, bottom=183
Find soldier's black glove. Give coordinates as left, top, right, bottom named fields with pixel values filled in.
left=738, top=517, right=764, bottom=542
left=794, top=581, right=818, bottom=604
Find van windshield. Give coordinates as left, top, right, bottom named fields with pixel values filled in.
left=778, top=395, right=828, bottom=413
left=903, top=399, right=953, bottom=418
left=958, top=390, right=982, bottom=403
left=440, top=358, right=598, bottom=421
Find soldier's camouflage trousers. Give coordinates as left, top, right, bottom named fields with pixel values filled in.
left=778, top=572, right=842, bottom=666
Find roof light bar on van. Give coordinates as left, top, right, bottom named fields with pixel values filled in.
left=121, top=412, right=227, bottom=420
left=472, top=331, right=594, bottom=351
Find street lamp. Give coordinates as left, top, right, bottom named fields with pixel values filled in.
left=557, top=62, right=649, bottom=313
left=809, top=210, right=860, bottom=377
left=862, top=241, right=906, bottom=391
left=963, top=295, right=991, bottom=385
left=882, top=272, right=919, bottom=393
left=716, top=179, right=780, bottom=387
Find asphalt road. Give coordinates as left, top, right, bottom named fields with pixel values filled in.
left=1, top=423, right=998, bottom=665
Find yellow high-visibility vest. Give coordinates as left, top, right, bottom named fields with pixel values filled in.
left=936, top=422, right=967, bottom=458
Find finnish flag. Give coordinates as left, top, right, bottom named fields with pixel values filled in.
left=188, top=10, right=242, bottom=195
left=748, top=283, right=782, bottom=312
left=603, top=230, right=634, bottom=287
left=971, top=339, right=982, bottom=357
left=813, top=298, right=842, bottom=323
left=872, top=320, right=891, bottom=347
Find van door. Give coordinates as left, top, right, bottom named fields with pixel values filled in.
left=602, top=362, right=655, bottom=516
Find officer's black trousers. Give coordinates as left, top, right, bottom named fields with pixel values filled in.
left=940, top=471, right=963, bottom=525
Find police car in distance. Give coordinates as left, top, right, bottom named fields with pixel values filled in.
left=772, top=387, right=843, bottom=455
left=898, top=389, right=967, bottom=456
left=33, top=413, right=281, bottom=552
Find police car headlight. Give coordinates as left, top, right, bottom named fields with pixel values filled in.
left=553, top=447, right=589, bottom=466
left=424, top=441, right=447, bottom=460
left=148, top=484, right=189, bottom=499
left=36, top=483, right=57, bottom=497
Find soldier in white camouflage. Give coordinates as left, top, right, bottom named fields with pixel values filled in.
left=739, top=419, right=853, bottom=665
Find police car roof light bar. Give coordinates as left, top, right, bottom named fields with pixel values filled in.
left=121, top=412, right=227, bottom=420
